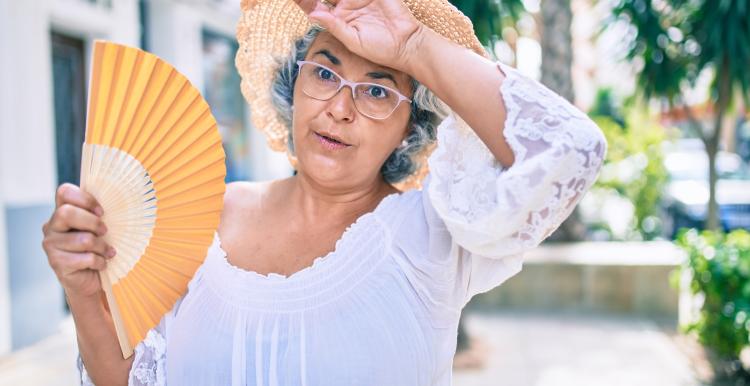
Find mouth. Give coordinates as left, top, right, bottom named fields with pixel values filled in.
left=314, top=131, right=352, bottom=150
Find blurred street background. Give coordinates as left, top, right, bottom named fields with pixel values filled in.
left=0, top=0, right=749, bottom=385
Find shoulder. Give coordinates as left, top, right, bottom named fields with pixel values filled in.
left=218, top=180, right=274, bottom=234
left=223, top=180, right=269, bottom=211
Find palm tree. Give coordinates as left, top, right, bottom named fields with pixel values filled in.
left=609, top=0, right=750, bottom=231
left=540, top=0, right=574, bottom=102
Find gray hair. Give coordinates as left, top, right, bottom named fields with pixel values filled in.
left=271, top=26, right=449, bottom=184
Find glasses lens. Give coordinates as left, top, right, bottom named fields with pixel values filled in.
left=299, top=62, right=340, bottom=100
left=354, top=84, right=400, bottom=119
left=298, top=62, right=403, bottom=119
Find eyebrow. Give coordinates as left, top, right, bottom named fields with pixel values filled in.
left=365, top=71, right=398, bottom=87
left=312, top=49, right=399, bottom=87
left=312, top=49, right=340, bottom=65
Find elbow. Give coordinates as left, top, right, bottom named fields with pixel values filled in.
left=88, top=356, right=133, bottom=386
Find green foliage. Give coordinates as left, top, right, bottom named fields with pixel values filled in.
left=608, top=0, right=750, bottom=230
left=589, top=89, right=669, bottom=240
left=675, top=228, right=750, bottom=363
left=609, top=0, right=750, bottom=107
left=448, top=0, right=526, bottom=45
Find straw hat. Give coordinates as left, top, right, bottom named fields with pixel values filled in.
left=235, top=0, right=486, bottom=188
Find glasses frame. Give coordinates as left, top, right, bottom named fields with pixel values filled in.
left=296, top=60, right=412, bottom=120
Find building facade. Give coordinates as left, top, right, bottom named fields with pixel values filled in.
left=0, top=0, right=291, bottom=355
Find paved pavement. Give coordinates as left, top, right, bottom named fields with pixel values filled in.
left=0, top=312, right=701, bottom=386
left=453, top=312, right=701, bottom=386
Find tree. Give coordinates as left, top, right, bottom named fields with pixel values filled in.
left=608, top=0, right=750, bottom=230
left=541, top=0, right=575, bottom=102
left=448, top=0, right=526, bottom=58
left=539, top=0, right=588, bottom=241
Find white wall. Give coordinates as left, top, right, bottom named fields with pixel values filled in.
left=0, top=0, right=292, bottom=352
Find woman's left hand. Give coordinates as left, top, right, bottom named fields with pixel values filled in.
left=295, top=0, right=424, bottom=73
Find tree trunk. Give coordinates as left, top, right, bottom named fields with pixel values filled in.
left=705, top=59, right=731, bottom=231
left=540, top=0, right=575, bottom=102
left=540, top=0, right=584, bottom=241
left=706, top=137, right=720, bottom=231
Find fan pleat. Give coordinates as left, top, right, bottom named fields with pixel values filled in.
left=112, top=282, right=150, bottom=345
left=134, top=81, right=196, bottom=163
left=142, top=249, right=201, bottom=278
left=129, top=70, right=184, bottom=159
left=157, top=158, right=226, bottom=194
left=140, top=95, right=206, bottom=168
left=82, top=41, right=225, bottom=358
left=119, top=55, right=160, bottom=152
left=149, top=129, right=223, bottom=180
left=122, top=63, right=175, bottom=156
left=148, top=243, right=207, bottom=264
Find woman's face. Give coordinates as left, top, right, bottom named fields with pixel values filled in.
left=291, top=31, right=413, bottom=190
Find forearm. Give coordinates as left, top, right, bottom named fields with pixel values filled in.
left=68, top=293, right=133, bottom=386
left=404, top=25, right=514, bottom=167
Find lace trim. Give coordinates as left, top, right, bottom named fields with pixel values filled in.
left=76, top=328, right=166, bottom=386
left=77, top=354, right=95, bottom=386
left=129, top=328, right=167, bottom=385
left=427, top=61, right=606, bottom=256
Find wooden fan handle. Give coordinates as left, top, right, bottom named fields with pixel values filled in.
left=99, top=271, right=135, bottom=359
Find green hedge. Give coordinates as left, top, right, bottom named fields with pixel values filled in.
left=675, top=228, right=750, bottom=376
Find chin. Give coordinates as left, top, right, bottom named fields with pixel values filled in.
left=297, top=151, right=353, bottom=183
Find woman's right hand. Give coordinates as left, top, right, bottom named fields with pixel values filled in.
left=42, top=183, right=117, bottom=300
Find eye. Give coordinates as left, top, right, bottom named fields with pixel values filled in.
left=315, top=67, right=335, bottom=81
left=364, top=85, right=390, bottom=99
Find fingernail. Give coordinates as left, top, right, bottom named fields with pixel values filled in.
left=108, top=247, right=116, bottom=258
left=99, top=224, right=108, bottom=235
left=95, top=206, right=104, bottom=216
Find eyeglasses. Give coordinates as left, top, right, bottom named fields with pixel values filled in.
left=296, top=60, right=412, bottom=120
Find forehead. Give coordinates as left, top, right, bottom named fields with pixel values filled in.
left=306, top=32, right=411, bottom=87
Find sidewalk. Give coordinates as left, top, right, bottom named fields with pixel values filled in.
left=0, top=312, right=702, bottom=386
left=0, top=317, right=79, bottom=386
left=453, top=311, right=701, bottom=386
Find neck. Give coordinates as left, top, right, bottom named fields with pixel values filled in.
left=284, top=172, right=397, bottom=226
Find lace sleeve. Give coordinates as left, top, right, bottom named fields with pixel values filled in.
left=76, top=320, right=167, bottom=385
left=423, top=61, right=606, bottom=299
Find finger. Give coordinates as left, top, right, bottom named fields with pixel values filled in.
left=309, top=10, right=358, bottom=48
left=61, top=252, right=107, bottom=275
left=295, top=0, right=321, bottom=14
left=48, top=204, right=108, bottom=236
left=56, top=183, right=104, bottom=217
left=52, top=231, right=116, bottom=258
left=55, top=251, right=108, bottom=274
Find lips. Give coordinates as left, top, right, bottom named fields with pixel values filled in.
left=315, top=131, right=350, bottom=146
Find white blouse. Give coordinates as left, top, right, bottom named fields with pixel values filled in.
left=78, top=62, right=607, bottom=385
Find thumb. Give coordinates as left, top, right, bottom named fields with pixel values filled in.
left=309, top=11, right=358, bottom=49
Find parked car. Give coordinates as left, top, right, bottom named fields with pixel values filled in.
left=661, top=139, right=750, bottom=238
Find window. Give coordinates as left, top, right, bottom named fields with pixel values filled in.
left=51, top=32, right=87, bottom=187
left=202, top=29, right=251, bottom=182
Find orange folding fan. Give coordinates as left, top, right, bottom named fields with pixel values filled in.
left=80, top=41, right=226, bottom=358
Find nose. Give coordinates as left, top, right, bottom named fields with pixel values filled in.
left=325, top=85, right=356, bottom=123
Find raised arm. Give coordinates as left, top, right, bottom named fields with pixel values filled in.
left=401, top=26, right=514, bottom=167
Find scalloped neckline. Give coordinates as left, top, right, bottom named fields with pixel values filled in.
left=213, top=190, right=403, bottom=282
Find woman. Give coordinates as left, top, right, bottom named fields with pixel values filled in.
left=42, top=0, right=606, bottom=384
